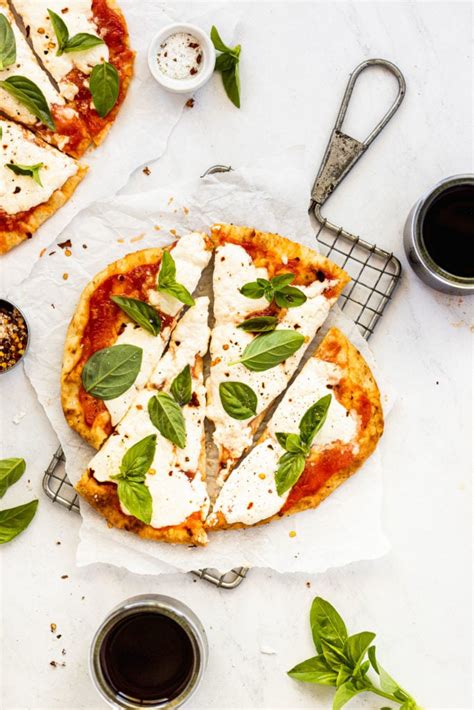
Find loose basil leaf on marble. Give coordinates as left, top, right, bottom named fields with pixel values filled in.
left=0, top=499, right=38, bottom=544
left=219, top=381, right=257, bottom=420
left=5, top=162, right=44, bottom=186
left=111, top=295, right=162, bottom=336
left=81, top=344, right=143, bottom=400
left=215, top=52, right=238, bottom=72
left=117, top=479, right=152, bottom=525
left=232, top=330, right=305, bottom=372
left=274, top=285, right=307, bottom=309
left=211, top=25, right=241, bottom=108
left=0, top=14, right=16, bottom=70
left=221, top=63, right=241, bottom=108
left=148, top=392, right=186, bottom=449
left=89, top=61, right=120, bottom=118
left=170, top=365, right=192, bottom=407
left=0, top=458, right=26, bottom=498
left=274, top=452, right=306, bottom=496
left=299, top=394, right=332, bottom=446
left=210, top=25, right=237, bottom=55
left=114, top=434, right=157, bottom=481
left=157, top=250, right=195, bottom=306
left=64, top=33, right=105, bottom=53
left=0, top=75, right=56, bottom=130
left=237, top=316, right=277, bottom=333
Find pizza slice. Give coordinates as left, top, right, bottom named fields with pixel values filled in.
left=207, top=327, right=384, bottom=531
left=0, top=1, right=90, bottom=158
left=61, top=231, right=213, bottom=449
left=0, top=118, right=86, bottom=254
left=77, top=298, right=211, bottom=545
left=206, top=223, right=350, bottom=479
left=12, top=0, right=134, bottom=145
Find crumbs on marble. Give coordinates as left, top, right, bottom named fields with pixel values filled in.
left=185, top=98, right=195, bottom=108
left=260, top=645, right=276, bottom=655
left=49, top=660, right=66, bottom=668
left=168, top=197, right=174, bottom=205
left=50, top=622, right=57, bottom=633
left=289, top=530, right=297, bottom=538
left=154, top=225, right=161, bottom=231
left=12, top=411, right=26, bottom=424
left=39, top=247, right=46, bottom=257
left=58, top=239, right=72, bottom=250
left=306, top=581, right=311, bottom=588
left=143, top=166, right=151, bottom=176
left=130, top=233, right=144, bottom=243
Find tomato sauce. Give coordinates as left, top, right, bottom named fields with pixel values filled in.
left=51, top=106, right=89, bottom=157
left=0, top=208, right=34, bottom=234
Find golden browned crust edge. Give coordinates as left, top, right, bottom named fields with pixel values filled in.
left=0, top=164, right=87, bottom=255
left=208, top=327, right=384, bottom=531
left=60, top=248, right=164, bottom=449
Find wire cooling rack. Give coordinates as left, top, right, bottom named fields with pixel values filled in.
left=42, top=58, right=405, bottom=590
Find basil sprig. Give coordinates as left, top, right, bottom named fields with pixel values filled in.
left=0, top=458, right=26, bottom=498
left=288, top=596, right=423, bottom=710
left=90, top=61, right=120, bottom=118
left=48, top=9, right=105, bottom=56
left=148, top=392, right=186, bottom=449
left=0, top=76, right=56, bottom=130
left=275, top=394, right=331, bottom=495
left=0, top=457, right=38, bottom=544
left=6, top=162, right=44, bottom=186
left=82, top=344, right=143, bottom=400
left=219, top=381, right=258, bottom=420
left=210, top=25, right=241, bottom=108
left=237, top=316, right=277, bottom=333
left=240, top=273, right=307, bottom=309
left=111, top=435, right=155, bottom=524
left=111, top=295, right=162, bottom=337
left=0, top=14, right=16, bottom=70
left=170, top=365, right=192, bottom=406
left=232, top=330, right=305, bottom=372
left=157, top=250, right=195, bottom=306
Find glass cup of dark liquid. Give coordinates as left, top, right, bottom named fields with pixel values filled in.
left=403, top=174, right=474, bottom=294
left=90, top=595, right=208, bottom=709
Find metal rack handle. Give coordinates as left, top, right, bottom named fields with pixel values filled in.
left=311, top=58, right=406, bottom=209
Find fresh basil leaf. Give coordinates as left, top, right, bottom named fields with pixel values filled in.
left=0, top=76, right=55, bottom=130
left=287, top=655, right=337, bottom=686
left=48, top=8, right=69, bottom=54
left=275, top=432, right=292, bottom=449
left=367, top=645, right=379, bottom=673
left=148, top=393, right=186, bottom=449
left=110, top=295, right=161, bottom=336
left=358, top=659, right=370, bottom=678
left=215, top=52, right=238, bottom=72
left=117, top=479, right=152, bottom=525
left=0, top=14, right=16, bottom=70
left=157, top=250, right=195, bottom=306
left=275, top=452, right=306, bottom=496
left=276, top=433, right=307, bottom=455
left=119, top=435, right=157, bottom=481
left=237, top=316, right=277, bottom=333
left=367, top=645, right=410, bottom=699
left=210, top=25, right=236, bottom=55
left=310, top=597, right=348, bottom=652
left=221, top=64, right=240, bottom=108
left=89, top=61, right=120, bottom=118
left=82, top=344, right=143, bottom=400
left=344, top=631, right=376, bottom=671
left=158, top=249, right=176, bottom=283
left=5, top=162, right=44, bottom=186
left=233, top=330, right=305, bottom=372
left=158, top=280, right=195, bottom=306
left=170, top=365, right=192, bottom=406
left=239, top=280, right=268, bottom=299
left=271, top=273, right=295, bottom=289
left=274, top=285, right=307, bottom=309
left=0, top=458, right=26, bottom=498
left=299, top=394, right=332, bottom=446
left=219, top=381, right=257, bottom=420
left=64, top=33, right=105, bottom=53
left=336, top=665, right=352, bottom=687
left=333, top=681, right=365, bottom=710
left=0, top=499, right=38, bottom=544
left=320, top=638, right=348, bottom=670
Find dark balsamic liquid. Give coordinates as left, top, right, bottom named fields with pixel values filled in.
left=421, top=184, right=474, bottom=278
left=99, top=612, right=195, bottom=703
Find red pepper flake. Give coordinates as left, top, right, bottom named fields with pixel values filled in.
left=185, top=98, right=195, bottom=108
left=61, top=574, right=68, bottom=579
left=247, top=502, right=254, bottom=510
left=58, top=239, right=72, bottom=249
left=143, top=166, right=151, bottom=176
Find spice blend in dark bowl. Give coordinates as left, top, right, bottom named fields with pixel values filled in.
left=0, top=300, right=29, bottom=373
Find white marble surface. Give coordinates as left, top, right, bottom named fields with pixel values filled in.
left=1, top=1, right=472, bottom=708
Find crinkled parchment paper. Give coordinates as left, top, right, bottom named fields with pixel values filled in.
left=12, top=147, right=391, bottom=574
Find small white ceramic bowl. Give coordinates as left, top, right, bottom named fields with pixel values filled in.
left=148, top=23, right=215, bottom=94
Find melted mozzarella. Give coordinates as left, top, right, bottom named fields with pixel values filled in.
left=89, top=300, right=210, bottom=529
left=0, top=120, right=78, bottom=214
left=13, top=0, right=109, bottom=99
left=0, top=8, right=64, bottom=125
left=210, top=357, right=359, bottom=526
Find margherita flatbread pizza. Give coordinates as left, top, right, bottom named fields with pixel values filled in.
left=0, top=118, right=86, bottom=254
left=206, top=223, right=350, bottom=479
left=208, top=327, right=383, bottom=531
left=77, top=298, right=211, bottom=545
left=61, top=232, right=212, bottom=449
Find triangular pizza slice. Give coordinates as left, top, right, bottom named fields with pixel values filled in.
left=61, top=231, right=212, bottom=449
left=0, top=1, right=90, bottom=157
left=206, top=224, right=350, bottom=479
left=77, top=298, right=211, bottom=545
left=207, top=327, right=384, bottom=531
left=0, top=118, right=86, bottom=253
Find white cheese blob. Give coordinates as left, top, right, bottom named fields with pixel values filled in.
left=89, top=299, right=210, bottom=529
left=13, top=0, right=109, bottom=99
left=0, top=120, right=78, bottom=214
left=210, top=357, right=359, bottom=526
left=0, top=8, right=64, bottom=125
left=207, top=243, right=337, bottom=460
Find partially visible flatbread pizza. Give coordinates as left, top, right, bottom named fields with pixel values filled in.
left=207, top=327, right=383, bottom=531
left=0, top=118, right=86, bottom=254
left=77, top=298, right=211, bottom=545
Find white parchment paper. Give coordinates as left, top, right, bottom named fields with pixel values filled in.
left=12, top=147, right=391, bottom=574
left=0, top=1, right=238, bottom=290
